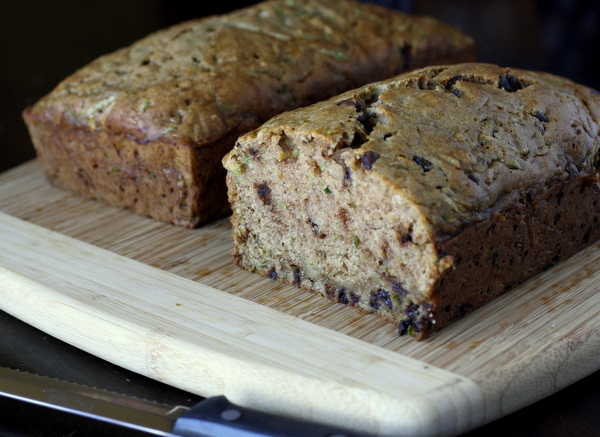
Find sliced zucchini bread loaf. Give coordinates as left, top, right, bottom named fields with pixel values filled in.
left=223, top=63, right=600, bottom=339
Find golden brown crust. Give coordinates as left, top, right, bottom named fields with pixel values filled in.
left=23, top=0, right=475, bottom=226
left=224, top=62, right=600, bottom=339
left=249, top=63, right=600, bottom=236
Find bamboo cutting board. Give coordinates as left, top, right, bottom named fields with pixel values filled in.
left=1, top=160, right=599, bottom=436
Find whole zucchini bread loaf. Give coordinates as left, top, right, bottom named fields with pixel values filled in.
left=223, top=63, right=600, bottom=340
left=22, top=0, right=475, bottom=227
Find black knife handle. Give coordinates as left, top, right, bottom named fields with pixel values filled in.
left=173, top=396, right=374, bottom=437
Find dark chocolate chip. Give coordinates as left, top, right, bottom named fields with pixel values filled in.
left=344, top=167, right=352, bottom=184
left=467, top=173, right=479, bottom=184
left=533, top=111, right=549, bottom=123
left=357, top=112, right=370, bottom=125
left=350, top=293, right=360, bottom=305
left=356, top=109, right=377, bottom=136
left=445, top=75, right=464, bottom=89
left=406, top=303, right=418, bottom=319
left=369, top=291, right=380, bottom=310
left=413, top=155, right=434, bottom=172
left=293, top=268, right=302, bottom=286
left=377, top=289, right=393, bottom=309
left=361, top=151, right=380, bottom=170
left=398, top=320, right=412, bottom=336
left=452, top=88, right=463, bottom=97
left=498, top=75, right=520, bottom=92
left=267, top=268, right=278, bottom=280
left=338, top=290, right=349, bottom=305
left=307, top=218, right=319, bottom=229
left=391, top=279, right=408, bottom=297
left=257, top=183, right=272, bottom=205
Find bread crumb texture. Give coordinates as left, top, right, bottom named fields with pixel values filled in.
left=224, top=63, right=600, bottom=339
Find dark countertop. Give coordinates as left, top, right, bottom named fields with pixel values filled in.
left=1, top=1, right=599, bottom=436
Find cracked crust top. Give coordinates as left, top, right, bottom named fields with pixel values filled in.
left=24, top=0, right=475, bottom=148
left=237, top=63, right=600, bottom=236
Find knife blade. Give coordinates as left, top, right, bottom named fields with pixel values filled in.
left=0, top=366, right=372, bottom=437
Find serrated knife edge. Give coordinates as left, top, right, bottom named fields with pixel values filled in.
left=0, top=366, right=374, bottom=437
left=0, top=365, right=179, bottom=435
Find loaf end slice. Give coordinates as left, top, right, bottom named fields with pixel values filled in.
left=223, top=63, right=600, bottom=339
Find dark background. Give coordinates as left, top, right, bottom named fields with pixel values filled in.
left=1, top=0, right=600, bottom=174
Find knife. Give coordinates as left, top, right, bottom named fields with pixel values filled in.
left=0, top=366, right=371, bottom=437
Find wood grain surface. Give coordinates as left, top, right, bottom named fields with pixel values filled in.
left=1, top=160, right=599, bottom=436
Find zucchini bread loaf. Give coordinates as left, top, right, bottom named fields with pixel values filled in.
left=223, top=63, right=600, bottom=340
left=22, top=0, right=475, bottom=227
